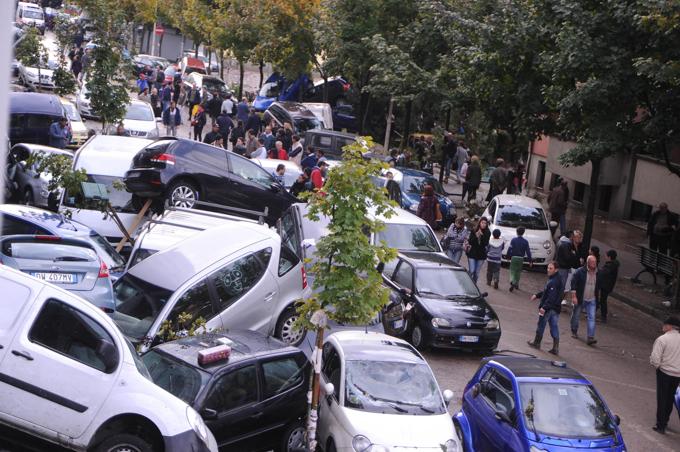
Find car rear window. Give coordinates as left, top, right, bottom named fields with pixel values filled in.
left=4, top=241, right=97, bottom=262
left=142, top=350, right=206, bottom=404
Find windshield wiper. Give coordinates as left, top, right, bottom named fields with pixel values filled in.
left=352, top=384, right=407, bottom=413
left=525, top=389, right=541, bottom=441
left=445, top=294, right=473, bottom=300
left=418, top=290, right=443, bottom=297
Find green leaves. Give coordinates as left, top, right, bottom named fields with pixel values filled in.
left=87, top=43, right=130, bottom=131
left=15, top=27, right=47, bottom=71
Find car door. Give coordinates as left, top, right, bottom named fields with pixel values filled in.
left=210, top=248, right=278, bottom=334
left=485, top=199, right=498, bottom=225
left=0, top=290, right=120, bottom=438
left=317, top=342, right=343, bottom=450
left=200, top=363, right=261, bottom=449
left=177, top=144, right=229, bottom=203
left=473, top=368, right=521, bottom=451
left=0, top=273, right=36, bottom=368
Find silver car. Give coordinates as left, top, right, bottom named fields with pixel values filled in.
left=0, top=235, right=115, bottom=312
left=9, top=144, right=73, bottom=209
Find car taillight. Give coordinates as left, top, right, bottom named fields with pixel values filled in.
left=98, top=260, right=109, bottom=278
left=151, top=153, right=175, bottom=166
left=301, top=266, right=308, bottom=289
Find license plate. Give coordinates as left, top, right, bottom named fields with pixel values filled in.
left=32, top=272, right=76, bottom=284
left=459, top=335, right=479, bottom=343
left=393, top=320, right=404, bottom=329
left=127, top=171, right=141, bottom=178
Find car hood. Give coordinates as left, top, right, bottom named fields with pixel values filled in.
left=122, top=119, right=157, bottom=132
left=529, top=434, right=623, bottom=449
left=417, top=296, right=492, bottom=324
left=71, top=121, right=88, bottom=134
left=343, top=409, right=455, bottom=448
left=25, top=67, right=54, bottom=78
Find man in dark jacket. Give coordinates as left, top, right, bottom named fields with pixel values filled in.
left=648, top=203, right=678, bottom=255
left=598, top=249, right=619, bottom=323
left=548, top=180, right=569, bottom=236
left=487, top=158, right=507, bottom=201
left=216, top=112, right=233, bottom=148
left=465, top=156, right=482, bottom=203
left=570, top=255, right=600, bottom=345
left=385, top=171, right=402, bottom=206
left=245, top=108, right=262, bottom=134
left=528, top=261, right=564, bottom=355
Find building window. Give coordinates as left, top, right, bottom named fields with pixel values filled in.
left=535, top=161, right=546, bottom=188
left=629, top=200, right=653, bottom=222
left=573, top=182, right=585, bottom=203
left=598, top=185, right=612, bottom=212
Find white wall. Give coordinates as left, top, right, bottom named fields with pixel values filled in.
left=632, top=158, right=680, bottom=213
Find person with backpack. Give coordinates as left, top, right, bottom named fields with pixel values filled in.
left=191, top=105, right=207, bottom=142
left=508, top=226, right=533, bottom=292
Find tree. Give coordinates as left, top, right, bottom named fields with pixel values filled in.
left=14, top=27, right=48, bottom=93
left=295, top=138, right=397, bottom=450
left=52, top=15, right=79, bottom=97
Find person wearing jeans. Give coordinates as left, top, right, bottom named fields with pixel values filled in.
left=528, top=262, right=564, bottom=355
left=465, top=217, right=490, bottom=283
left=444, top=217, right=469, bottom=264
left=570, top=255, right=600, bottom=345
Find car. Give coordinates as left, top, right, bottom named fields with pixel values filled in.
left=75, top=79, right=97, bottom=119
left=60, top=135, right=154, bottom=244
left=254, top=73, right=350, bottom=111
left=179, top=56, right=207, bottom=80
left=0, top=265, right=218, bottom=452
left=15, top=2, right=45, bottom=34
left=9, top=92, right=67, bottom=146
left=17, top=59, right=58, bottom=91
left=0, top=204, right=127, bottom=277
left=195, top=54, right=220, bottom=74
left=381, top=251, right=501, bottom=351
left=303, top=129, right=358, bottom=160
left=182, top=72, right=230, bottom=99
left=113, top=100, right=160, bottom=138
left=302, top=102, right=334, bottom=129
left=316, top=330, right=459, bottom=452
left=454, top=356, right=626, bottom=452
left=122, top=138, right=297, bottom=226
left=142, top=331, right=310, bottom=451
left=263, top=102, right=323, bottom=136
left=332, top=104, right=357, bottom=132
left=132, top=53, right=168, bottom=74
left=59, top=97, right=89, bottom=148
left=111, top=220, right=310, bottom=352
left=481, top=194, right=556, bottom=266
left=252, top=158, right=302, bottom=189
left=8, top=143, right=72, bottom=209
left=0, top=234, right=115, bottom=311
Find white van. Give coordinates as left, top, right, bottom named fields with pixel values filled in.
left=0, top=265, right=218, bottom=451
left=15, top=2, right=45, bottom=35
left=60, top=135, right=153, bottom=245
left=302, top=102, right=334, bottom=130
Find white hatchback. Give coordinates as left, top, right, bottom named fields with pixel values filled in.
left=317, top=331, right=459, bottom=452
left=482, top=194, right=556, bottom=266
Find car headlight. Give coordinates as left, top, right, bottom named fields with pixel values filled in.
left=409, top=202, right=419, bottom=212
left=432, top=317, right=450, bottom=328
left=445, top=438, right=461, bottom=452
left=486, top=319, right=500, bottom=330
left=26, top=72, right=39, bottom=81
left=543, top=240, right=552, bottom=250
left=352, top=435, right=372, bottom=452
left=530, top=446, right=549, bottom=452
left=186, top=406, right=210, bottom=446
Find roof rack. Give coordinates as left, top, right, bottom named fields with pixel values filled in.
left=167, top=199, right=268, bottom=225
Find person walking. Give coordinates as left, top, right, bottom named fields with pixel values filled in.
left=528, top=261, right=564, bottom=355
left=245, top=129, right=258, bottom=157
left=385, top=171, right=402, bottom=206
left=48, top=117, right=70, bottom=149
left=486, top=229, right=505, bottom=289
left=251, top=138, right=268, bottom=159
left=230, top=120, right=245, bottom=150
left=136, top=73, right=149, bottom=94
left=548, top=180, right=569, bottom=236
left=203, top=124, right=223, bottom=147
left=487, top=158, right=508, bottom=201
left=650, top=316, right=680, bottom=434
left=570, top=255, right=600, bottom=345
left=245, top=108, right=262, bottom=135
left=508, top=227, right=532, bottom=292
left=648, top=203, right=678, bottom=255
left=160, top=82, right=173, bottom=114
left=216, top=111, right=233, bottom=148
left=443, top=217, right=469, bottom=264
left=465, top=156, right=482, bottom=204
left=162, top=101, right=181, bottom=137
left=466, top=217, right=491, bottom=283
left=310, top=160, right=329, bottom=190
left=416, top=184, right=440, bottom=230
left=236, top=97, right=249, bottom=124
left=290, top=135, right=304, bottom=166
left=442, top=134, right=457, bottom=183
left=71, top=54, right=82, bottom=80
left=597, top=250, right=619, bottom=323
left=221, top=93, right=235, bottom=116
left=191, top=105, right=207, bottom=142
left=455, top=141, right=469, bottom=183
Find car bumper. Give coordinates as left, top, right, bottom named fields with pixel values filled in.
left=427, top=326, right=501, bottom=350
left=71, top=281, right=115, bottom=312
left=124, top=169, right=166, bottom=198
left=164, top=430, right=217, bottom=452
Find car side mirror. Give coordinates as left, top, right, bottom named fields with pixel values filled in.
left=270, top=183, right=281, bottom=192
left=443, top=389, right=454, bottom=404
left=494, top=407, right=513, bottom=425
left=323, top=382, right=335, bottom=396
left=471, top=383, right=481, bottom=398
left=201, top=408, right=218, bottom=420
left=97, top=339, right=119, bottom=373
left=302, top=238, right=316, bottom=249
left=614, top=414, right=620, bottom=425
left=480, top=292, right=488, bottom=298
left=399, top=287, right=412, bottom=297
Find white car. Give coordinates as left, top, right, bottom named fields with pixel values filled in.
left=317, top=331, right=459, bottom=452
left=253, top=158, right=302, bottom=189
left=76, top=80, right=96, bottom=119
left=18, top=59, right=58, bottom=91
left=60, top=97, right=89, bottom=148
left=481, top=194, right=556, bottom=266
left=117, top=100, right=160, bottom=138
left=0, top=265, right=218, bottom=452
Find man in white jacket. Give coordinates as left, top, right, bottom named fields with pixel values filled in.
left=650, top=316, right=680, bottom=434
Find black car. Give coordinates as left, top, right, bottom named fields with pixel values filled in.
left=9, top=93, right=66, bottom=146
left=382, top=251, right=501, bottom=352
left=141, top=331, right=310, bottom=452
left=303, top=129, right=358, bottom=160
left=123, top=138, right=297, bottom=225
left=263, top=102, right=322, bottom=136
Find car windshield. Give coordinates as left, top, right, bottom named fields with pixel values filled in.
left=23, top=9, right=44, bottom=19
left=62, top=102, right=82, bottom=122
left=520, top=383, right=617, bottom=439
left=63, top=175, right=138, bottom=214
left=375, top=224, right=439, bottom=252
left=111, top=273, right=173, bottom=341
left=125, top=104, right=154, bottom=121
left=89, top=231, right=126, bottom=269
left=293, top=117, right=322, bottom=133
left=202, top=79, right=228, bottom=96
left=141, top=350, right=205, bottom=404
left=259, top=81, right=280, bottom=98
left=402, top=175, right=445, bottom=195
left=344, top=360, right=446, bottom=415
left=416, top=268, right=480, bottom=298
left=496, top=205, right=548, bottom=230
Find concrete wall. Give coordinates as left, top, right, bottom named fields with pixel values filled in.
left=632, top=157, right=680, bottom=213
left=544, top=136, right=626, bottom=186
left=138, top=27, right=194, bottom=62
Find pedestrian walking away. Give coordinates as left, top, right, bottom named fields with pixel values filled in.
left=466, top=217, right=491, bottom=283
left=455, top=141, right=469, bottom=183
left=162, top=101, right=181, bottom=137
left=528, top=261, right=564, bottom=355
left=548, top=179, right=569, bottom=236
left=442, top=133, right=457, bottom=183
left=443, top=217, right=469, bottom=264
left=570, top=255, right=600, bottom=345
left=556, top=230, right=580, bottom=304
left=465, top=156, right=482, bottom=203
left=416, top=184, right=440, bottom=230
left=648, top=202, right=678, bottom=255
left=597, top=249, right=619, bottom=323
left=508, top=226, right=532, bottom=291
left=486, top=229, right=505, bottom=289
left=487, top=158, right=508, bottom=202
left=650, top=316, right=680, bottom=434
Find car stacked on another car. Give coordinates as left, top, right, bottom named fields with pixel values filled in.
left=9, top=92, right=66, bottom=146
left=142, top=331, right=310, bottom=452
left=182, top=73, right=230, bottom=99
left=263, top=102, right=323, bottom=136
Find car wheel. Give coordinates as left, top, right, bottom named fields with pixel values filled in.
left=94, top=433, right=154, bottom=452
left=327, top=439, right=337, bottom=452
left=23, top=188, right=34, bottom=206
left=279, top=420, right=305, bottom=452
left=411, top=325, right=428, bottom=351
left=167, top=179, right=199, bottom=208
left=276, top=307, right=307, bottom=346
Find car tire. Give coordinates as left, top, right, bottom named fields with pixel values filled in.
left=166, top=179, right=199, bottom=208
left=23, top=188, right=34, bottom=206
left=276, top=307, right=307, bottom=346
left=327, top=439, right=337, bottom=452
left=94, top=433, right=154, bottom=452
left=410, top=325, right=428, bottom=351
left=279, top=420, right=305, bottom=452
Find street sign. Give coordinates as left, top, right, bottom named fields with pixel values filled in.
left=154, top=25, right=164, bottom=35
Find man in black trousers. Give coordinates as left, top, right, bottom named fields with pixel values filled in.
left=650, top=316, right=680, bottom=434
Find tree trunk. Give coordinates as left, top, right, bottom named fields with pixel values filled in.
left=400, top=100, right=413, bottom=150
left=144, top=26, right=151, bottom=54
left=359, top=91, right=371, bottom=135
left=219, top=52, right=224, bottom=80
left=445, top=107, right=451, bottom=131
left=383, top=98, right=394, bottom=152
left=582, top=158, right=601, bottom=254
left=259, top=60, right=264, bottom=88
left=305, top=326, right=325, bottom=451
left=207, top=47, right=212, bottom=74
left=194, top=44, right=199, bottom=58
left=157, top=32, right=164, bottom=59
left=238, top=60, right=244, bottom=100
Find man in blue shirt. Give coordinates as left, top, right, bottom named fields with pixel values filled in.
left=507, top=226, right=532, bottom=291
left=528, top=261, right=564, bottom=355
left=48, top=117, right=70, bottom=149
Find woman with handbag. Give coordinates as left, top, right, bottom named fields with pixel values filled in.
left=466, top=217, right=491, bottom=283
left=443, top=217, right=469, bottom=264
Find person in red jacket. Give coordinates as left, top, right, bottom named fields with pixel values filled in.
left=310, top=160, right=329, bottom=189
left=273, top=140, right=289, bottom=160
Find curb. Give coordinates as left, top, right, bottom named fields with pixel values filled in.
left=609, top=290, right=674, bottom=321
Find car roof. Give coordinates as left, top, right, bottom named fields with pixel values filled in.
left=153, top=331, right=300, bottom=374
left=399, top=251, right=460, bottom=268
left=484, top=356, right=586, bottom=380
left=184, top=57, right=205, bottom=68
left=492, top=194, right=543, bottom=209
left=75, top=135, right=152, bottom=175
left=10, top=93, right=64, bottom=116
left=11, top=143, right=73, bottom=157
left=329, top=331, right=423, bottom=363
left=0, top=204, right=92, bottom=235
left=305, top=129, right=357, bottom=140
left=272, top=102, right=317, bottom=119
left=128, top=221, right=275, bottom=291
left=394, top=166, right=438, bottom=177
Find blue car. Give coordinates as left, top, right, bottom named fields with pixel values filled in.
left=454, top=356, right=626, bottom=452
left=393, top=167, right=456, bottom=228
left=254, top=73, right=350, bottom=111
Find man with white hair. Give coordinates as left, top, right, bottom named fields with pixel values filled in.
left=650, top=316, right=680, bottom=434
